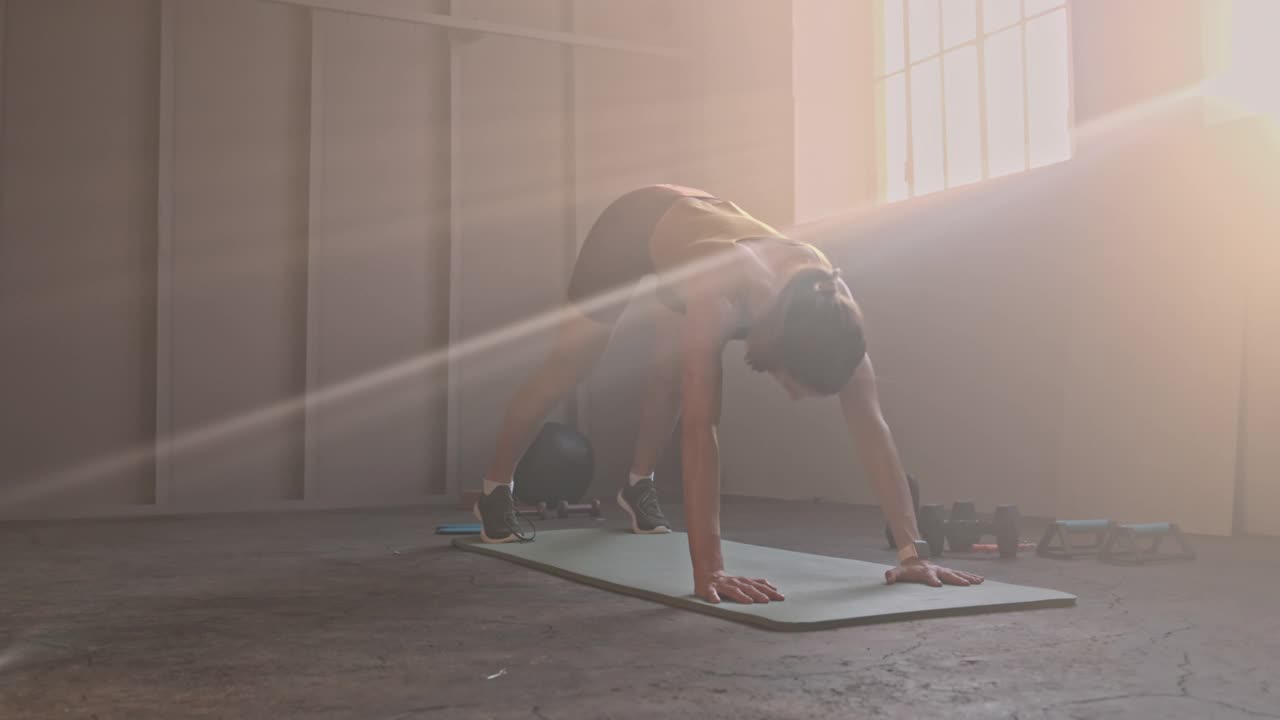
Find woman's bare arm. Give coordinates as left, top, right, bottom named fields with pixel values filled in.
left=679, top=297, right=729, bottom=591
left=839, top=356, right=985, bottom=587
left=838, top=357, right=920, bottom=549
left=677, top=249, right=786, bottom=604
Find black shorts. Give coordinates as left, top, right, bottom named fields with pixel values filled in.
left=566, top=185, right=714, bottom=323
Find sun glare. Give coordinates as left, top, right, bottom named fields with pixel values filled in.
left=1204, top=0, right=1280, bottom=123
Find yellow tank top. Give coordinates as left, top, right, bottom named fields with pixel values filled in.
left=646, top=192, right=832, bottom=317
left=649, top=196, right=790, bottom=272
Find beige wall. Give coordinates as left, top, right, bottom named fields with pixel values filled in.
left=729, top=122, right=1270, bottom=537
left=307, top=7, right=451, bottom=504
left=1070, top=0, right=1206, bottom=128
left=1047, top=130, right=1250, bottom=536
left=722, top=0, right=1280, bottom=538
left=0, top=1, right=159, bottom=516
left=792, top=0, right=876, bottom=224
left=1231, top=120, right=1280, bottom=536
left=449, top=0, right=574, bottom=489
left=0, top=0, right=461, bottom=519
left=12, top=1, right=1267, bottom=534
left=0, top=0, right=790, bottom=519
left=167, top=0, right=310, bottom=508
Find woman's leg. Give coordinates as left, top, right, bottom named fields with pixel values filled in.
left=483, top=304, right=614, bottom=486
left=616, top=304, right=682, bottom=534
left=628, top=304, right=684, bottom=478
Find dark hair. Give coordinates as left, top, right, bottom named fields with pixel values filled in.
left=744, top=266, right=866, bottom=396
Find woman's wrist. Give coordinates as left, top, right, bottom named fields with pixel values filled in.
left=691, top=549, right=725, bottom=577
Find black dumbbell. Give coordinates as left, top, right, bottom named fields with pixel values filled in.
left=946, top=501, right=979, bottom=552
left=556, top=499, right=602, bottom=518
left=938, top=502, right=1022, bottom=557
left=515, top=502, right=548, bottom=520
left=993, top=505, right=1021, bottom=559
left=918, top=504, right=948, bottom=557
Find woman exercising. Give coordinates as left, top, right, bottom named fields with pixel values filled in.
left=474, top=184, right=984, bottom=604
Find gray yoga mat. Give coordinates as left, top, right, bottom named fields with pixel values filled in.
left=454, top=529, right=1075, bottom=631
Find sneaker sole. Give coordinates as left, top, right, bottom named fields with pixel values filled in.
left=616, top=489, right=672, bottom=535
left=473, top=503, right=525, bottom=544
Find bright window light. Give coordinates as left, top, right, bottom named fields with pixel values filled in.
left=874, top=0, right=1072, bottom=203
left=911, top=58, right=946, bottom=194
left=944, top=46, right=983, bottom=186
left=985, top=26, right=1025, bottom=178
left=1205, top=0, right=1280, bottom=123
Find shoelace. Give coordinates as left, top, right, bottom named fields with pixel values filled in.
left=501, top=500, right=536, bottom=542
left=633, top=482, right=664, bottom=521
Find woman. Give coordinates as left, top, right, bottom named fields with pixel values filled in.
left=474, top=184, right=984, bottom=604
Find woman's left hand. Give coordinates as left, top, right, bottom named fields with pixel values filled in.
left=885, top=560, right=984, bottom=587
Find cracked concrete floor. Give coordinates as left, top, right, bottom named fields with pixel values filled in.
left=2, top=498, right=1278, bottom=719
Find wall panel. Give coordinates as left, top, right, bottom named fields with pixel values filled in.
left=1052, top=137, right=1245, bottom=536
left=0, top=0, right=159, bottom=515
left=307, top=8, right=451, bottom=504
left=450, top=0, right=571, bottom=488
left=167, top=0, right=310, bottom=508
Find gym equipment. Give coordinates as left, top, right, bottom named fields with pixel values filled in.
left=517, top=502, right=549, bottom=520
left=454, top=529, right=1076, bottom=631
left=462, top=493, right=585, bottom=523
left=885, top=474, right=922, bottom=550
left=1037, top=519, right=1115, bottom=559
left=436, top=523, right=482, bottom=535
left=918, top=504, right=947, bottom=557
left=1100, top=522, right=1196, bottom=564
left=972, top=542, right=1037, bottom=554
left=556, top=499, right=602, bottom=518
left=918, top=502, right=1023, bottom=558
left=460, top=491, right=547, bottom=520
left=514, top=422, right=595, bottom=506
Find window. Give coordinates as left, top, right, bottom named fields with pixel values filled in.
left=875, top=0, right=1073, bottom=203
left=1204, top=0, right=1280, bottom=124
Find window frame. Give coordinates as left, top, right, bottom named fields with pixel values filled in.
left=876, top=0, right=1077, bottom=203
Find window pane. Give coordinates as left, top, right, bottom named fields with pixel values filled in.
left=944, top=47, right=982, bottom=186
left=942, top=0, right=977, bottom=48
left=909, top=0, right=941, bottom=62
left=910, top=58, right=945, bottom=195
left=881, top=0, right=905, bottom=74
left=880, top=75, right=909, bottom=201
left=1026, top=9, right=1071, bottom=167
left=984, top=26, right=1026, bottom=177
left=983, top=0, right=1020, bottom=31
left=1024, top=0, right=1065, bottom=16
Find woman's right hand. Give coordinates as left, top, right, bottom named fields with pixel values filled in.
left=696, top=570, right=786, bottom=604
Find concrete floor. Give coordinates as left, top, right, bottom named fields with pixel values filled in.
left=1, top=498, right=1277, bottom=720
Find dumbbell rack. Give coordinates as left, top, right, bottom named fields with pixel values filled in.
left=459, top=491, right=604, bottom=521
left=516, top=499, right=603, bottom=520
left=918, top=502, right=1024, bottom=559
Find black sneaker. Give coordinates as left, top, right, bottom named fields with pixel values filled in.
left=472, top=486, right=532, bottom=544
left=617, top=478, right=671, bottom=534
